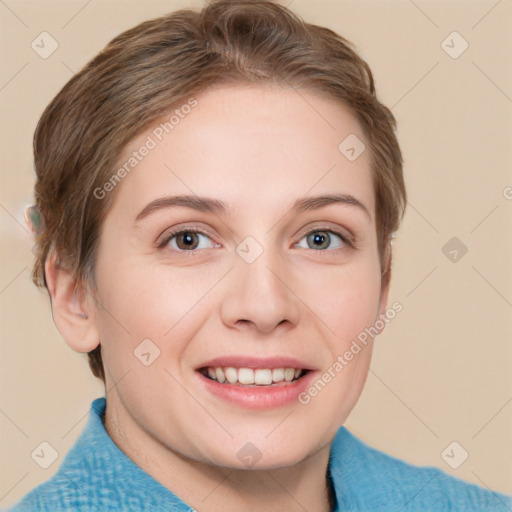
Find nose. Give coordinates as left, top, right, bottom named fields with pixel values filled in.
left=220, top=246, right=301, bottom=335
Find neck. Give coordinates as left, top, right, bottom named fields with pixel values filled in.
left=103, top=399, right=336, bottom=512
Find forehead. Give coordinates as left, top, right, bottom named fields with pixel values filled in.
left=108, top=84, right=374, bottom=221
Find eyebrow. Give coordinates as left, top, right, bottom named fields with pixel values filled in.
left=134, top=193, right=371, bottom=223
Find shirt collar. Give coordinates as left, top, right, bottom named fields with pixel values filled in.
left=60, top=397, right=192, bottom=510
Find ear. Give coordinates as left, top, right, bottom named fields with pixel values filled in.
left=375, top=243, right=392, bottom=334
left=44, top=251, right=100, bottom=353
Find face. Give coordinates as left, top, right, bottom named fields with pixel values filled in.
left=90, top=84, right=389, bottom=470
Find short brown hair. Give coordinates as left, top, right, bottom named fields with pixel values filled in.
left=30, top=0, right=406, bottom=383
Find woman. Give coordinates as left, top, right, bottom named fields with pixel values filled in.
left=9, top=1, right=511, bottom=510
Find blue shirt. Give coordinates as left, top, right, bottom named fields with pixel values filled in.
left=6, top=397, right=511, bottom=511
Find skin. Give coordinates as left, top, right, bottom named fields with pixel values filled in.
left=46, top=84, right=391, bottom=512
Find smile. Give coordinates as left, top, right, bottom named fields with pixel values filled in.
left=200, top=366, right=308, bottom=386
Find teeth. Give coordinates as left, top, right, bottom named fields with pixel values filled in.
left=238, top=368, right=254, bottom=385
left=254, top=369, right=273, bottom=385
left=224, top=367, right=238, bottom=384
left=284, top=368, right=295, bottom=382
left=215, top=367, right=226, bottom=383
left=204, top=367, right=305, bottom=386
left=272, top=368, right=284, bottom=382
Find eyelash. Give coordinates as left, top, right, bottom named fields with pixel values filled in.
left=157, top=226, right=354, bottom=254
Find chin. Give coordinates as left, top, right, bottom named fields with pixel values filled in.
left=194, top=429, right=324, bottom=472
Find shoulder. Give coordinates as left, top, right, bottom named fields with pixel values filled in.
left=5, top=474, right=90, bottom=512
left=5, top=397, right=189, bottom=512
left=5, top=397, right=121, bottom=512
left=330, top=426, right=512, bottom=512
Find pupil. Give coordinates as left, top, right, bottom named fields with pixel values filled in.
left=310, top=232, right=329, bottom=249
left=178, top=231, right=198, bottom=250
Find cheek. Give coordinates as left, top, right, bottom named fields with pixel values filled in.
left=296, top=266, right=380, bottom=426
left=298, top=258, right=382, bottom=346
left=93, top=261, right=218, bottom=368
left=95, top=258, right=188, bottom=333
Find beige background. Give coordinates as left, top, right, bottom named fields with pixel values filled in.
left=1, top=0, right=511, bottom=507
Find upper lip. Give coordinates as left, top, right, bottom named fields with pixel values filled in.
left=196, top=356, right=315, bottom=371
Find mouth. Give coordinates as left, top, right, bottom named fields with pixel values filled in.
left=194, top=356, right=316, bottom=409
left=198, top=366, right=310, bottom=386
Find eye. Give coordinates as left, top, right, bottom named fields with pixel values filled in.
left=158, top=227, right=352, bottom=253
left=159, top=229, right=218, bottom=251
left=295, top=229, right=350, bottom=251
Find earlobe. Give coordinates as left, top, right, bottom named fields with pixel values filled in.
left=44, top=251, right=99, bottom=353
left=375, top=245, right=392, bottom=333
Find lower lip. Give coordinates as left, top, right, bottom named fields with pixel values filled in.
left=196, top=370, right=317, bottom=409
